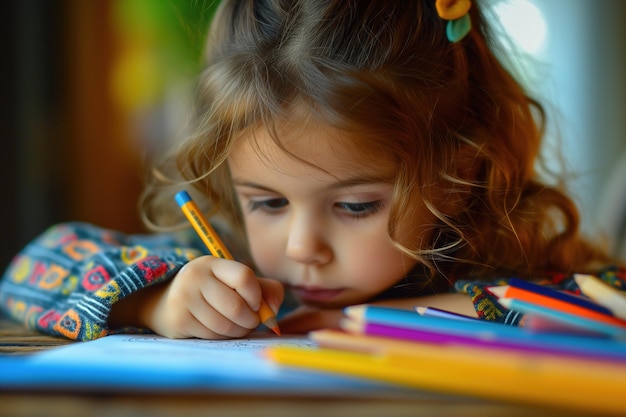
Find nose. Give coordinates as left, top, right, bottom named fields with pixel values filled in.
left=285, top=214, right=332, bottom=265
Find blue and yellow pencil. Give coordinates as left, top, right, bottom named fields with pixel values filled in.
left=175, top=190, right=281, bottom=335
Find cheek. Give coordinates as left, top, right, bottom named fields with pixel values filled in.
left=395, top=198, right=437, bottom=250
left=245, top=222, right=283, bottom=277
left=343, top=236, right=417, bottom=293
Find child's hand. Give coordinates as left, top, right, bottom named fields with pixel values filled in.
left=136, top=256, right=284, bottom=339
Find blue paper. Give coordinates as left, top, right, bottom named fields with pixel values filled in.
left=0, top=334, right=418, bottom=396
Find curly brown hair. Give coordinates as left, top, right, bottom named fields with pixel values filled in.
left=141, top=0, right=612, bottom=287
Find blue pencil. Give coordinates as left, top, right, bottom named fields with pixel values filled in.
left=499, top=298, right=626, bottom=340
left=345, top=305, right=503, bottom=333
left=508, top=278, right=612, bottom=316
left=344, top=305, right=626, bottom=360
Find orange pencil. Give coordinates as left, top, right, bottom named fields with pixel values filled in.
left=175, top=190, right=281, bottom=335
left=489, top=285, right=626, bottom=328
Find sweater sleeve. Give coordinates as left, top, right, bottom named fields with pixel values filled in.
left=0, top=222, right=205, bottom=340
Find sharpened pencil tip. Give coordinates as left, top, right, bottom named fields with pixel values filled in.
left=262, top=315, right=281, bottom=336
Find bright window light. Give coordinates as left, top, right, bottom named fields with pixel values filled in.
left=492, top=0, right=547, bottom=55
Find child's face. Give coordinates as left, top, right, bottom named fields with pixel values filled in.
left=228, top=120, right=434, bottom=308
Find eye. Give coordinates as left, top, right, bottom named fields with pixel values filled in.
left=336, top=201, right=383, bottom=218
left=248, top=198, right=289, bottom=213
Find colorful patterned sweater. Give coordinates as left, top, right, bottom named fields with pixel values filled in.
left=1, top=222, right=624, bottom=340
left=0, top=222, right=205, bottom=340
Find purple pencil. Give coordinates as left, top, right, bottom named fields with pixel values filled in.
left=341, top=318, right=625, bottom=362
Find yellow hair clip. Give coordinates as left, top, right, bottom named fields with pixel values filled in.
left=435, top=0, right=472, bottom=42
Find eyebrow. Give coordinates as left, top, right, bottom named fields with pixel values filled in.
left=232, top=181, right=275, bottom=192
left=232, top=176, right=392, bottom=192
left=330, top=176, right=393, bottom=189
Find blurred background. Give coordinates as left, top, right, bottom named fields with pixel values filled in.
left=1, top=0, right=219, bottom=268
left=1, top=0, right=625, bottom=270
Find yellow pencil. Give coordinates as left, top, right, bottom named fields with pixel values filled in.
left=265, top=329, right=626, bottom=414
left=175, top=190, right=281, bottom=335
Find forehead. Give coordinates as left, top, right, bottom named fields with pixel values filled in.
left=229, top=116, right=396, bottom=182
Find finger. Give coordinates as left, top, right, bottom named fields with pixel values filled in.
left=162, top=258, right=256, bottom=339
left=200, top=276, right=260, bottom=330
left=208, top=258, right=264, bottom=311
left=187, top=287, right=258, bottom=338
left=156, top=306, right=221, bottom=340
left=157, top=289, right=250, bottom=339
left=183, top=310, right=250, bottom=340
left=190, top=306, right=254, bottom=339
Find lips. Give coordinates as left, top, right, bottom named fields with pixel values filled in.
left=290, top=286, right=345, bottom=303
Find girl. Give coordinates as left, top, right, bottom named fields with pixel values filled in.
left=1, top=0, right=622, bottom=340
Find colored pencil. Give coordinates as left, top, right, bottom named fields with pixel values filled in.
left=414, top=306, right=479, bottom=322
left=488, top=285, right=626, bottom=327
left=523, top=314, right=608, bottom=337
left=343, top=305, right=626, bottom=360
left=507, top=277, right=612, bottom=315
left=175, top=190, right=280, bottom=335
left=499, top=298, right=626, bottom=340
left=345, top=305, right=505, bottom=333
left=574, top=274, right=626, bottom=321
left=340, top=317, right=623, bottom=360
left=266, top=329, right=626, bottom=415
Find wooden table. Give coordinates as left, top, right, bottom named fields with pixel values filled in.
left=0, top=315, right=597, bottom=417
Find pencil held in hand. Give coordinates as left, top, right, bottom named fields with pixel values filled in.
left=175, top=190, right=281, bottom=336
